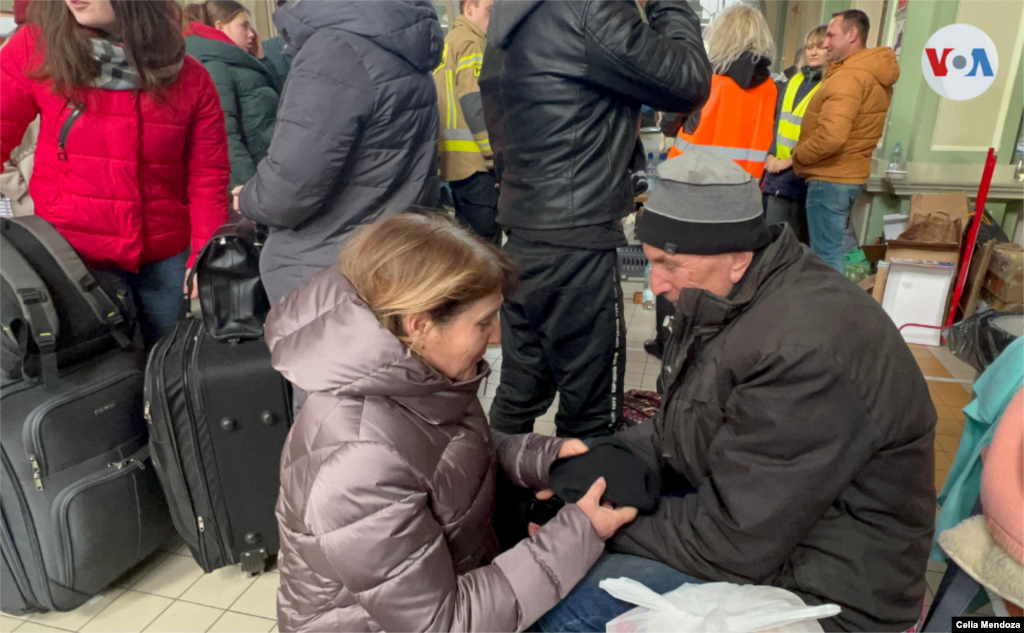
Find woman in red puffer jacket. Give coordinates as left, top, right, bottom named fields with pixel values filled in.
left=0, top=0, right=229, bottom=346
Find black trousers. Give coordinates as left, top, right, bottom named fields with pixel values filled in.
left=489, top=236, right=626, bottom=439
left=450, top=171, right=501, bottom=246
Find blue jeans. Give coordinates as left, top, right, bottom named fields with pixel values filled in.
left=102, top=251, right=188, bottom=349
left=535, top=553, right=705, bottom=632
left=805, top=181, right=863, bottom=273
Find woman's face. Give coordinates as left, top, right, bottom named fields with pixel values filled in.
left=805, top=41, right=828, bottom=68
left=217, top=12, right=254, bottom=52
left=64, top=0, right=118, bottom=33
left=406, top=294, right=502, bottom=383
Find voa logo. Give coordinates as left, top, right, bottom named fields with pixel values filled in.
left=922, top=24, right=999, bottom=101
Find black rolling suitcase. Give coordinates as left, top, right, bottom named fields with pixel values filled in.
left=0, top=217, right=172, bottom=616
left=145, top=222, right=290, bottom=575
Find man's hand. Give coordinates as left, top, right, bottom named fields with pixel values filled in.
left=777, top=157, right=793, bottom=172
left=558, top=439, right=589, bottom=459
left=232, top=185, right=243, bottom=212
left=765, top=155, right=779, bottom=174
left=577, top=477, right=638, bottom=540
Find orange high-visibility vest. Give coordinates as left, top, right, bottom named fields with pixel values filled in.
left=667, top=74, right=777, bottom=178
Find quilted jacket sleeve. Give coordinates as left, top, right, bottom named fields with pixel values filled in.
left=792, top=74, right=860, bottom=169
left=492, top=431, right=564, bottom=489
left=0, top=28, right=41, bottom=170
left=184, top=65, right=231, bottom=269
left=581, top=0, right=711, bottom=114
left=609, top=346, right=883, bottom=583
left=238, top=31, right=373, bottom=230
left=308, top=439, right=604, bottom=632
left=205, top=60, right=258, bottom=189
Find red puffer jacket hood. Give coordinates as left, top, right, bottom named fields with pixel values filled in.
left=0, top=25, right=230, bottom=271
left=182, top=21, right=236, bottom=46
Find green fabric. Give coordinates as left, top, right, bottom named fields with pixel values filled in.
left=185, top=36, right=283, bottom=188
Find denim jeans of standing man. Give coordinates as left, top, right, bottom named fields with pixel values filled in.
left=805, top=181, right=863, bottom=273
left=534, top=553, right=705, bottom=632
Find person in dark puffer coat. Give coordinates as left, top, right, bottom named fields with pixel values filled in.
left=237, top=0, right=442, bottom=306
left=184, top=1, right=282, bottom=189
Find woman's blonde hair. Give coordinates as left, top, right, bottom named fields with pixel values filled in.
left=185, top=1, right=248, bottom=28
left=703, top=3, right=776, bottom=76
left=338, top=213, right=517, bottom=346
left=805, top=25, right=828, bottom=49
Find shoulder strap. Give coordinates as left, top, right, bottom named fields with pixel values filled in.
left=11, top=217, right=129, bottom=347
left=0, top=233, right=59, bottom=386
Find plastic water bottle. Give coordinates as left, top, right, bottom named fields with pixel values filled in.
left=642, top=262, right=655, bottom=310
left=1013, top=139, right=1024, bottom=183
left=645, top=152, right=657, bottom=191
left=888, top=141, right=902, bottom=171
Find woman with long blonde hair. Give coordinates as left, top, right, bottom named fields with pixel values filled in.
left=663, top=3, right=777, bottom=178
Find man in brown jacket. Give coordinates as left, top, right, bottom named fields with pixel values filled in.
left=793, top=10, right=899, bottom=273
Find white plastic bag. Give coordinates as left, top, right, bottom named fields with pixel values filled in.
left=601, top=578, right=841, bottom=633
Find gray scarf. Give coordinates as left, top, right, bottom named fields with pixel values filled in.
left=90, top=36, right=181, bottom=90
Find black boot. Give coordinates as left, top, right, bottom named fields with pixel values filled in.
left=643, top=338, right=663, bottom=360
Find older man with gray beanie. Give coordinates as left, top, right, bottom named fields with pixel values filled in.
left=536, top=151, right=936, bottom=632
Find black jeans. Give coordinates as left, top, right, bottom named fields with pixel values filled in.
left=489, top=236, right=626, bottom=438
left=449, top=171, right=501, bottom=246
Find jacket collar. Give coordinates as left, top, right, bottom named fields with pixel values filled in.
left=184, top=21, right=235, bottom=46
left=675, top=225, right=802, bottom=331
left=454, top=14, right=486, bottom=40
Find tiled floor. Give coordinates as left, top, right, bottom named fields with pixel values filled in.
left=0, top=281, right=988, bottom=632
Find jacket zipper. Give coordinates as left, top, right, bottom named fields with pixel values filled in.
left=143, top=322, right=206, bottom=560
left=26, top=369, right=143, bottom=490
left=54, top=445, right=150, bottom=587
left=57, top=101, right=86, bottom=162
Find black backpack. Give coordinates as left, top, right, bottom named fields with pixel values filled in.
left=0, top=217, right=135, bottom=386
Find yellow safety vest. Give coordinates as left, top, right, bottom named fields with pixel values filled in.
left=775, top=72, right=821, bottom=160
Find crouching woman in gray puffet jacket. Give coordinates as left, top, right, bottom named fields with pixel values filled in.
left=265, top=214, right=638, bottom=633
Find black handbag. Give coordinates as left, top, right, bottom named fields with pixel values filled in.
left=188, top=221, right=270, bottom=341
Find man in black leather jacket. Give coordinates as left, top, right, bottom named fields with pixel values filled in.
left=479, top=0, right=711, bottom=438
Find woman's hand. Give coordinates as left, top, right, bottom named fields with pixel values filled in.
left=558, top=439, right=588, bottom=459
left=765, top=155, right=779, bottom=174
left=184, top=270, right=198, bottom=301
left=249, top=30, right=264, bottom=59
left=577, top=477, right=638, bottom=540
left=777, top=157, right=794, bottom=172
left=232, top=185, right=243, bottom=212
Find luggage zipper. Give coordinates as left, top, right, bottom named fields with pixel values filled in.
left=144, top=323, right=208, bottom=561
left=1, top=449, right=56, bottom=611
left=25, top=369, right=143, bottom=489
left=182, top=321, right=219, bottom=564
left=57, top=101, right=85, bottom=161
left=54, top=445, right=150, bottom=588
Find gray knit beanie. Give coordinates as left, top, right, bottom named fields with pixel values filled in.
left=636, top=150, right=771, bottom=255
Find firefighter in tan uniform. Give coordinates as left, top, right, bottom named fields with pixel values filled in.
left=434, top=0, right=500, bottom=245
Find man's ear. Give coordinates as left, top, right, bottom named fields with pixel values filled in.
left=728, top=251, right=754, bottom=284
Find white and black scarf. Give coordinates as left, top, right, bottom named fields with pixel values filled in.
left=90, top=36, right=181, bottom=90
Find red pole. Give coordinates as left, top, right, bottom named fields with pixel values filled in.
left=944, top=147, right=998, bottom=328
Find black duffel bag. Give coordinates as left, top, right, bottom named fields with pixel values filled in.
left=188, top=221, right=270, bottom=341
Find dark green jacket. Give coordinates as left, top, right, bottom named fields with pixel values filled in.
left=186, top=30, right=282, bottom=188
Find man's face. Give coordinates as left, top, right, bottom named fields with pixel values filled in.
left=823, top=16, right=855, bottom=62
left=465, top=0, right=494, bottom=33
left=643, top=245, right=753, bottom=304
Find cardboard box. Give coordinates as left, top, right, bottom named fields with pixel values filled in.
left=871, top=192, right=970, bottom=306
left=988, top=244, right=1024, bottom=281
left=881, top=258, right=957, bottom=346
left=981, top=287, right=1024, bottom=314
left=983, top=270, right=1024, bottom=304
